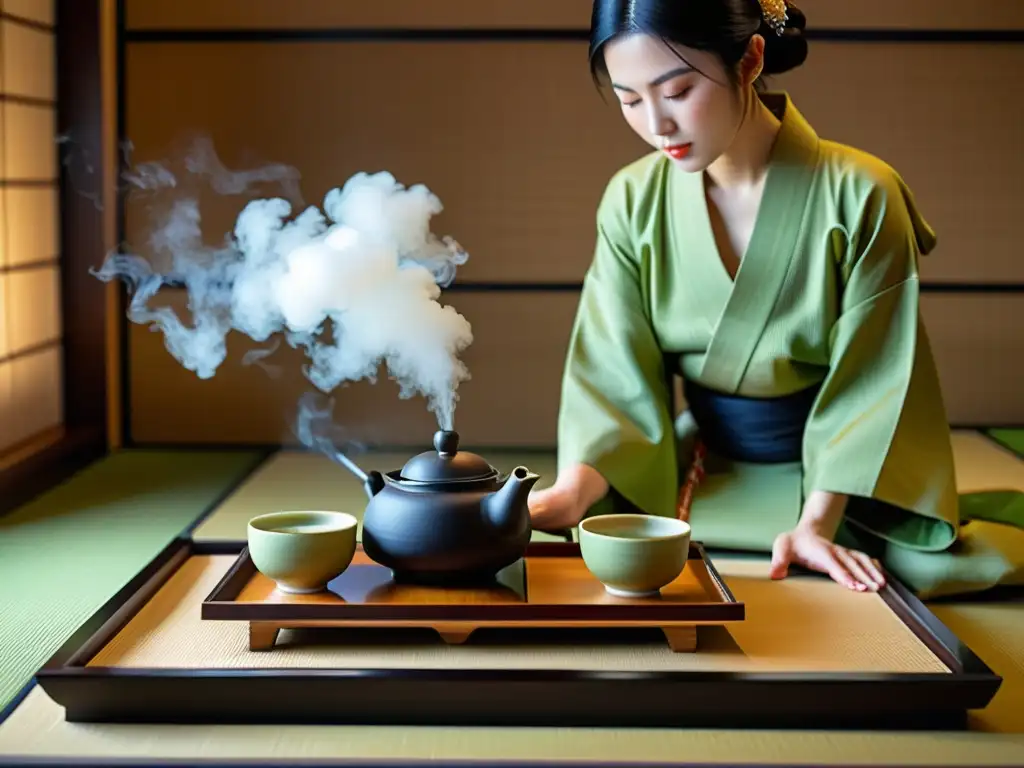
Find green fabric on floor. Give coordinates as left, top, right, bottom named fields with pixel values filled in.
left=989, top=430, right=1024, bottom=458
left=0, top=448, right=267, bottom=714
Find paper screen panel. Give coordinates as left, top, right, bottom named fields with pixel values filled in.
left=1, top=0, right=54, bottom=26
left=2, top=102, right=56, bottom=180
left=0, top=359, right=13, bottom=451
left=127, top=288, right=576, bottom=447
left=121, top=40, right=646, bottom=285
left=0, top=272, right=8, bottom=358
left=1, top=19, right=55, bottom=100
left=0, top=189, right=6, bottom=268
left=4, top=187, right=58, bottom=267
left=124, top=0, right=1024, bottom=31
left=5, top=264, right=60, bottom=353
left=0, top=345, right=62, bottom=449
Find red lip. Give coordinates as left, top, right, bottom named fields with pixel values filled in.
left=664, top=143, right=692, bottom=159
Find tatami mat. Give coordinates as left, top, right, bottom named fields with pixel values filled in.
left=952, top=430, right=1024, bottom=492
left=2, top=433, right=1024, bottom=766
left=191, top=432, right=1024, bottom=549
left=0, top=448, right=267, bottom=715
left=84, top=554, right=948, bottom=674
left=191, top=447, right=562, bottom=542
left=989, top=429, right=1024, bottom=459
left=1, top=669, right=1022, bottom=766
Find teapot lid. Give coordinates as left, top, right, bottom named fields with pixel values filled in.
left=400, top=430, right=496, bottom=483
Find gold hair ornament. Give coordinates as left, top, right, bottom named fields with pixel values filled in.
left=758, top=0, right=789, bottom=35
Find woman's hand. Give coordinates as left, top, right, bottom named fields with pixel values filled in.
left=770, top=526, right=886, bottom=591
left=528, top=463, right=608, bottom=532
left=769, top=490, right=886, bottom=592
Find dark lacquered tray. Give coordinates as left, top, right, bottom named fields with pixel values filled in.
left=34, top=537, right=1002, bottom=730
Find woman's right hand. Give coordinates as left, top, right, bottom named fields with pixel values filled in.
left=528, top=464, right=609, bottom=532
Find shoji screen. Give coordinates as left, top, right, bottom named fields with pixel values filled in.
left=0, top=0, right=61, bottom=455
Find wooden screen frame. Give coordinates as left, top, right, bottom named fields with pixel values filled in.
left=0, top=0, right=112, bottom=517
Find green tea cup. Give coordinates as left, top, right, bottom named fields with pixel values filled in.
left=578, top=514, right=691, bottom=597
left=247, top=510, right=359, bottom=594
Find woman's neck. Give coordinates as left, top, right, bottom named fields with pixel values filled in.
left=706, top=90, right=782, bottom=192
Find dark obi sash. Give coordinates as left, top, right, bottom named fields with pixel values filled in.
left=682, top=379, right=821, bottom=464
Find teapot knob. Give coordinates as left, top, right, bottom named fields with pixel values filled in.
left=434, top=430, right=459, bottom=457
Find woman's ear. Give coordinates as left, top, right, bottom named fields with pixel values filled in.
left=739, top=34, right=765, bottom=86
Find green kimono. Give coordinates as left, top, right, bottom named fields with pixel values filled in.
left=558, top=92, right=1024, bottom=600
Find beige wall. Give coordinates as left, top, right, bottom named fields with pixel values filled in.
left=120, top=1, right=1024, bottom=448
left=0, top=0, right=63, bottom=455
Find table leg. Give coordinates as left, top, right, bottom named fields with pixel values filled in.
left=662, top=625, right=697, bottom=652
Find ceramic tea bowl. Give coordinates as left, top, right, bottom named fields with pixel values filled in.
left=578, top=514, right=691, bottom=597
left=247, top=510, right=359, bottom=594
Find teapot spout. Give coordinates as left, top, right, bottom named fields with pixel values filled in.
left=484, top=466, right=540, bottom=533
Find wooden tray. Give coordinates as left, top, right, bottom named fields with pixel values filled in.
left=34, top=538, right=1004, bottom=730
left=200, top=541, right=744, bottom=653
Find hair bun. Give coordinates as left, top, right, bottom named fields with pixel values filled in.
left=760, top=2, right=808, bottom=75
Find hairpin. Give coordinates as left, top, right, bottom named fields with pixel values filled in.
left=759, top=0, right=789, bottom=36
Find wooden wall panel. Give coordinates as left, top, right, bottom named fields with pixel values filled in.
left=123, top=41, right=1024, bottom=286
left=126, top=287, right=1024, bottom=447
left=775, top=42, right=1024, bottom=285
left=124, top=0, right=1024, bottom=32
left=119, top=11, right=1024, bottom=441
left=122, top=41, right=645, bottom=285
left=922, top=293, right=1024, bottom=426
left=127, top=289, right=577, bottom=448
left=798, top=0, right=1024, bottom=30
left=125, top=0, right=593, bottom=31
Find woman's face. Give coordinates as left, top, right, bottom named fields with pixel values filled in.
left=602, top=33, right=753, bottom=171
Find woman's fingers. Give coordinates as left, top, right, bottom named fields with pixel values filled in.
left=769, top=533, right=795, bottom=580
left=834, top=547, right=878, bottom=591
left=851, top=550, right=887, bottom=589
left=796, top=538, right=859, bottom=590
left=820, top=547, right=861, bottom=591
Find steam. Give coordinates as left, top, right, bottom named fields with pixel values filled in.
left=91, top=138, right=474, bottom=432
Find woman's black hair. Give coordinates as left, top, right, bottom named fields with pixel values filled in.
left=589, top=0, right=808, bottom=87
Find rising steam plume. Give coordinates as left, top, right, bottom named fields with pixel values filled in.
left=91, top=137, right=474, bottom=434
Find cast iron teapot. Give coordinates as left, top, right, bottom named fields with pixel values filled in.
left=335, top=430, right=540, bottom=585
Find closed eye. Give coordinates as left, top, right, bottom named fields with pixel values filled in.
left=622, top=86, right=690, bottom=108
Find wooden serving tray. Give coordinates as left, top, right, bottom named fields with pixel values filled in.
left=201, top=541, right=744, bottom=653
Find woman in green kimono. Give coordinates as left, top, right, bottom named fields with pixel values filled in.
left=529, top=0, right=1024, bottom=599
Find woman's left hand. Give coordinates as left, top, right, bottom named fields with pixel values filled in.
left=770, top=526, right=886, bottom=592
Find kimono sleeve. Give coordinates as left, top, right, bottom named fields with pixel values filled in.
left=556, top=176, right=678, bottom=519
left=802, top=171, right=959, bottom=552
